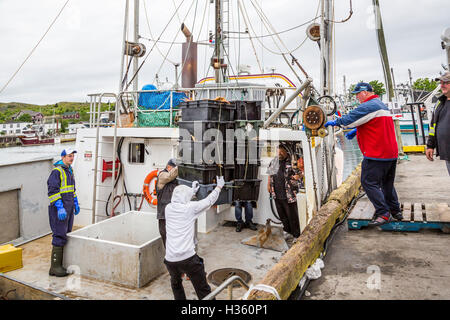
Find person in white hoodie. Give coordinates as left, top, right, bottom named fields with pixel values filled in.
left=164, top=176, right=225, bottom=300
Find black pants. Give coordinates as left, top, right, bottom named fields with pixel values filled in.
left=164, top=254, right=213, bottom=300
left=158, top=219, right=166, bottom=248
left=361, top=158, right=400, bottom=217
left=274, top=199, right=300, bottom=237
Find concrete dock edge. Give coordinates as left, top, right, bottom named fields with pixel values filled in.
left=246, top=164, right=362, bottom=300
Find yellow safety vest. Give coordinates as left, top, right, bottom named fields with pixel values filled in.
left=48, top=167, right=76, bottom=204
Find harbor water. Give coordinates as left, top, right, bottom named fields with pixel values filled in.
left=0, top=142, right=76, bottom=166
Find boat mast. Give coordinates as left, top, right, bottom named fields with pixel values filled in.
left=212, top=0, right=227, bottom=84
left=133, top=0, right=140, bottom=92
left=372, top=0, right=394, bottom=102
left=119, top=0, right=130, bottom=92
left=442, top=27, right=450, bottom=70
left=319, top=0, right=333, bottom=96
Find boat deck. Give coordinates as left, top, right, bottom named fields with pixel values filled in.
left=305, top=154, right=450, bottom=300
left=5, top=222, right=284, bottom=300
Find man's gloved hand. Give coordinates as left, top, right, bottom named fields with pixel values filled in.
left=345, top=128, right=357, bottom=140
left=54, top=199, right=67, bottom=221
left=324, top=120, right=338, bottom=128
left=74, top=197, right=80, bottom=215
left=216, top=176, right=225, bottom=189
left=192, top=181, right=200, bottom=194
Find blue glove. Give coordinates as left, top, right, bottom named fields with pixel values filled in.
left=54, top=199, right=67, bottom=221
left=74, top=197, right=80, bottom=215
left=345, top=128, right=357, bottom=140
left=324, top=120, right=338, bottom=128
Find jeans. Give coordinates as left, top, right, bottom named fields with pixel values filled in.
left=234, top=201, right=253, bottom=223
left=361, top=158, right=400, bottom=217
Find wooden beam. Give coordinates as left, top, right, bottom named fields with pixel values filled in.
left=246, top=164, right=362, bottom=300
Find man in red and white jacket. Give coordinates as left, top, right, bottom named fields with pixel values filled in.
left=325, top=82, right=401, bottom=226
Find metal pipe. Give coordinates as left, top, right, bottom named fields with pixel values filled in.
left=118, top=0, right=129, bottom=92
left=133, top=0, right=139, bottom=92
left=181, top=23, right=192, bottom=41
left=409, top=104, right=419, bottom=146
left=202, top=275, right=250, bottom=300
left=417, top=103, right=426, bottom=145
left=264, top=78, right=312, bottom=128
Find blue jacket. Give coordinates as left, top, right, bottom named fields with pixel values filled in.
left=47, top=160, right=77, bottom=206
left=335, top=95, right=398, bottom=160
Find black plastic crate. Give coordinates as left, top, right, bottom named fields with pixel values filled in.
left=233, top=101, right=263, bottom=121
left=232, top=179, right=262, bottom=201
left=234, top=120, right=263, bottom=139
left=177, top=140, right=234, bottom=165
left=177, top=177, right=233, bottom=205
left=180, top=100, right=235, bottom=121
left=178, top=163, right=234, bottom=184
left=235, top=139, right=262, bottom=163
left=178, top=121, right=235, bottom=142
left=234, top=161, right=260, bottom=180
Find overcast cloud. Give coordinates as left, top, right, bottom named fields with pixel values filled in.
left=0, top=0, right=448, bottom=104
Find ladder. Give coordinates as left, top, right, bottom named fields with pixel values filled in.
left=88, top=93, right=121, bottom=224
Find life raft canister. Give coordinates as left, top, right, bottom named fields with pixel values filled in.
left=143, top=169, right=158, bottom=206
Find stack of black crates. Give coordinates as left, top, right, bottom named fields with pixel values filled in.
left=232, top=101, right=263, bottom=202
left=177, top=100, right=235, bottom=205
left=176, top=99, right=263, bottom=204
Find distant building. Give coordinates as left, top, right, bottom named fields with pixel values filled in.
left=1, top=121, right=33, bottom=135
left=11, top=110, right=44, bottom=124
left=62, top=112, right=80, bottom=120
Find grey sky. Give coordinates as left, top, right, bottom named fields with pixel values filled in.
left=0, top=0, right=448, bottom=104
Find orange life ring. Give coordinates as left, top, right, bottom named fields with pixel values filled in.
left=143, top=169, right=159, bottom=206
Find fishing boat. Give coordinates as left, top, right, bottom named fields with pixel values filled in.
left=3, top=0, right=344, bottom=300
left=18, top=129, right=55, bottom=146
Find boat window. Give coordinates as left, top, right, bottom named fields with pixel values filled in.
left=128, top=143, right=145, bottom=164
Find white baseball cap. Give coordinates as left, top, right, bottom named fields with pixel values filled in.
left=61, top=147, right=77, bottom=157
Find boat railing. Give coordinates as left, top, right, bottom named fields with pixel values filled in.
left=106, top=86, right=301, bottom=128
left=87, top=85, right=302, bottom=129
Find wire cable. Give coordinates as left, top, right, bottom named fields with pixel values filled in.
left=0, top=0, right=71, bottom=95
left=124, top=0, right=186, bottom=91
left=142, top=0, right=177, bottom=65
left=237, top=0, right=263, bottom=73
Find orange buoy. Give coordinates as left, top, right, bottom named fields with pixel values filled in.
left=143, top=170, right=159, bottom=206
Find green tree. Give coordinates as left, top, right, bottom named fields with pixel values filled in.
left=412, top=78, right=438, bottom=92
left=368, top=80, right=386, bottom=97
left=17, top=114, right=33, bottom=123
left=348, top=80, right=386, bottom=97
left=60, top=120, right=69, bottom=133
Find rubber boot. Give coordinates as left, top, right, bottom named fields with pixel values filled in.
left=49, top=246, right=69, bottom=277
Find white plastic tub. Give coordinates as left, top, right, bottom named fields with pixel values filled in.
left=63, top=211, right=165, bottom=288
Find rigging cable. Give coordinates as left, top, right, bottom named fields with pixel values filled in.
left=124, top=0, right=186, bottom=91
left=142, top=0, right=177, bottom=65
left=237, top=0, right=263, bottom=73
left=150, top=0, right=197, bottom=86
left=0, top=0, right=71, bottom=95
left=196, top=0, right=209, bottom=43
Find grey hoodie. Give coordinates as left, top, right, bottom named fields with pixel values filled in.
left=164, top=184, right=221, bottom=262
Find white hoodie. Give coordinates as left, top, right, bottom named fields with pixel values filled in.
left=164, top=184, right=220, bottom=262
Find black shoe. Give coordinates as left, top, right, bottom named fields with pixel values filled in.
left=368, top=214, right=391, bottom=227
left=236, top=222, right=243, bottom=232
left=390, top=211, right=403, bottom=221
left=246, top=221, right=258, bottom=231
